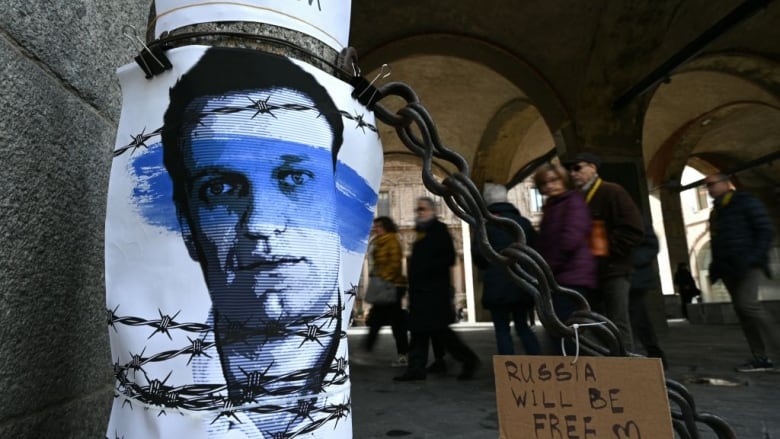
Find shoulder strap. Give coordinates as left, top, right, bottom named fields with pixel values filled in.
left=585, top=178, right=602, bottom=204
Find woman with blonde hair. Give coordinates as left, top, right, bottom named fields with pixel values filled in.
left=533, top=163, right=597, bottom=322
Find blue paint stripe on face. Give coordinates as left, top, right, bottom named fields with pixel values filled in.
left=129, top=144, right=377, bottom=253
left=130, top=144, right=177, bottom=231
left=336, top=162, right=377, bottom=253
left=184, top=136, right=338, bottom=233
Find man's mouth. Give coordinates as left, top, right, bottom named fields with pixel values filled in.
left=240, top=257, right=307, bottom=270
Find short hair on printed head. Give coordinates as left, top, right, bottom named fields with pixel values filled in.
left=161, top=48, right=344, bottom=206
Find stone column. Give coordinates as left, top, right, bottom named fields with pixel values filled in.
left=0, top=2, right=152, bottom=437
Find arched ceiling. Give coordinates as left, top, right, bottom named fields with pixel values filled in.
left=471, top=99, right=551, bottom=186
left=691, top=103, right=780, bottom=186
left=366, top=54, right=556, bottom=185
left=643, top=71, right=779, bottom=165
left=349, top=0, right=780, bottom=190
left=369, top=55, right=525, bottom=166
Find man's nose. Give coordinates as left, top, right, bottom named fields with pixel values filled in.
left=241, top=191, right=287, bottom=246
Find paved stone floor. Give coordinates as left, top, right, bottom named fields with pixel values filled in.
left=348, top=320, right=780, bottom=438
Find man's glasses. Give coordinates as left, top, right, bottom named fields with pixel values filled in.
left=705, top=179, right=727, bottom=187
left=568, top=163, right=587, bottom=172
left=415, top=206, right=429, bottom=212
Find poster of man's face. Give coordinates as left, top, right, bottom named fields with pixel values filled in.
left=105, top=46, right=383, bottom=438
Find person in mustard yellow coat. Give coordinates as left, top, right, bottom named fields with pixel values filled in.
left=364, top=216, right=409, bottom=366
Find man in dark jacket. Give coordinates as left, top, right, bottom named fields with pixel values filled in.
left=473, top=184, right=541, bottom=356
left=395, top=197, right=479, bottom=381
left=566, top=152, right=644, bottom=351
left=706, top=173, right=778, bottom=372
left=629, top=219, right=667, bottom=367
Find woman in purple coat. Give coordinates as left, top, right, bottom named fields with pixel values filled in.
left=533, top=164, right=597, bottom=322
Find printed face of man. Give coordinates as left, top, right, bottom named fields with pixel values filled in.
left=176, top=88, right=340, bottom=394
left=568, top=161, right=597, bottom=188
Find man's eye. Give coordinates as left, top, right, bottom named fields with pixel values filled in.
left=279, top=170, right=313, bottom=188
left=201, top=180, right=240, bottom=199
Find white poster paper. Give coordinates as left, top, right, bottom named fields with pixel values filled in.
left=105, top=45, right=383, bottom=438
left=152, top=1, right=351, bottom=50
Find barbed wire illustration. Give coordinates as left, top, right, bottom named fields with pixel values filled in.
left=113, top=98, right=378, bottom=158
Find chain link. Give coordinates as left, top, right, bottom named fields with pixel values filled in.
left=364, top=74, right=736, bottom=439
left=371, top=80, right=622, bottom=354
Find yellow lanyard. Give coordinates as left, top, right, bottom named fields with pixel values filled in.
left=585, top=178, right=602, bottom=204
left=721, top=191, right=734, bottom=207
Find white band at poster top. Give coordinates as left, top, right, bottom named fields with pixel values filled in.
left=153, top=1, right=351, bottom=50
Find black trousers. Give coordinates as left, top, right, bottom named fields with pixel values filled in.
left=364, top=292, right=409, bottom=355
left=430, top=332, right=445, bottom=360
left=407, top=327, right=477, bottom=374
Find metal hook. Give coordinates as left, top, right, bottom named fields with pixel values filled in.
left=358, top=63, right=392, bottom=99
left=351, top=62, right=361, bottom=78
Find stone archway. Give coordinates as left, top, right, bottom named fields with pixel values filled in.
left=359, top=33, right=575, bottom=169
left=471, top=98, right=554, bottom=187
left=643, top=55, right=780, bottom=295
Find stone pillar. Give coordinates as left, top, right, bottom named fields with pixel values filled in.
left=0, top=2, right=152, bottom=437
left=461, top=222, right=477, bottom=323
left=660, top=187, right=690, bottom=291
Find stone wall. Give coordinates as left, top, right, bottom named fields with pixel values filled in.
left=0, top=1, right=150, bottom=437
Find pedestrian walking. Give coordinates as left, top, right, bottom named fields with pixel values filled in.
left=533, top=163, right=598, bottom=325
left=362, top=216, right=410, bottom=367
left=565, top=152, right=644, bottom=351
left=706, top=173, right=778, bottom=372
left=473, top=183, right=541, bottom=355
left=395, top=197, right=479, bottom=381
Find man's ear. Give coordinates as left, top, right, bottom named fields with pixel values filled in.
left=177, top=209, right=199, bottom=262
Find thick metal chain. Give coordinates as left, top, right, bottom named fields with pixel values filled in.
left=372, top=81, right=622, bottom=356
left=367, top=78, right=736, bottom=439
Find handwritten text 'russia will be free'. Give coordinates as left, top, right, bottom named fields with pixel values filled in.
left=502, top=359, right=643, bottom=439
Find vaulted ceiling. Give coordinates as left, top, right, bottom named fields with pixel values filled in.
left=349, top=0, right=780, bottom=193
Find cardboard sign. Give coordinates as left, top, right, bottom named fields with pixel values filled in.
left=494, top=355, right=673, bottom=439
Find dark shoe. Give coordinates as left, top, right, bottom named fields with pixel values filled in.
left=393, top=371, right=426, bottom=382
left=426, top=359, right=447, bottom=375
left=735, top=358, right=774, bottom=373
left=457, top=358, right=480, bottom=381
